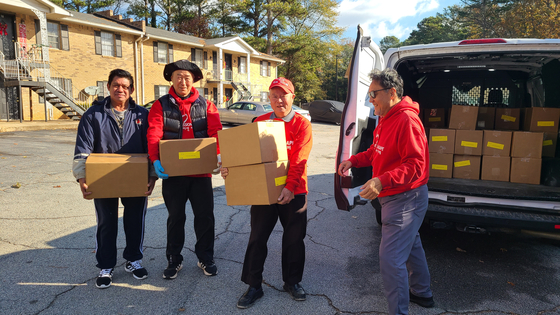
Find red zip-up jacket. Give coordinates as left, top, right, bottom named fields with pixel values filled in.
left=348, top=96, right=429, bottom=198
left=255, top=110, right=312, bottom=195
left=147, top=86, right=222, bottom=177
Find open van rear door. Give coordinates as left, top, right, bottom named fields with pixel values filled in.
left=334, top=26, right=385, bottom=211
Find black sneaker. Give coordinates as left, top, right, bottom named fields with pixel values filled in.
left=197, top=260, right=218, bottom=276
left=163, top=258, right=182, bottom=280
left=237, top=286, right=264, bottom=309
left=125, top=260, right=148, bottom=280
left=409, top=290, right=435, bottom=308
left=95, top=268, right=113, bottom=289
left=283, top=283, right=306, bottom=301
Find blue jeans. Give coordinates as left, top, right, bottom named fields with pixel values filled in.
left=378, top=185, right=432, bottom=315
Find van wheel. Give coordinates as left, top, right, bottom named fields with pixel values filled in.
left=252, top=117, right=257, bottom=122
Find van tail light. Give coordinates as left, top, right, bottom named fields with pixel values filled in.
left=555, top=225, right=560, bottom=229
left=459, top=39, right=507, bottom=45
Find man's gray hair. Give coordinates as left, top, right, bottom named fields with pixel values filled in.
left=369, top=69, right=404, bottom=98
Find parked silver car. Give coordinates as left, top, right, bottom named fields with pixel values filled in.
left=218, top=101, right=311, bottom=125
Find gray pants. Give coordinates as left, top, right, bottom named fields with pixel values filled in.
left=378, top=185, right=432, bottom=315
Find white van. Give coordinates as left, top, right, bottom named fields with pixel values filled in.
left=335, top=26, right=560, bottom=238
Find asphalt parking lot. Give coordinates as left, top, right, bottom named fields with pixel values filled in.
left=1, top=123, right=560, bottom=315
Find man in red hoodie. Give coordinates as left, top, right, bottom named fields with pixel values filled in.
left=147, top=60, right=222, bottom=279
left=338, top=69, right=434, bottom=315
left=220, top=77, right=312, bottom=309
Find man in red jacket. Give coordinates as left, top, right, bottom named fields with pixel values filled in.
left=147, top=60, right=222, bottom=279
left=338, top=69, right=434, bottom=315
left=220, top=77, right=312, bottom=309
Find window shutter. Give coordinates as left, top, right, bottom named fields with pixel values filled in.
left=153, top=42, right=158, bottom=62
left=115, top=34, right=122, bottom=58
left=60, top=24, right=69, bottom=51
left=94, top=31, right=102, bottom=55
left=238, top=57, right=241, bottom=73
left=34, top=20, right=41, bottom=45
left=168, top=44, right=173, bottom=62
left=260, top=61, right=263, bottom=76
left=97, top=81, right=105, bottom=99
left=191, top=48, right=195, bottom=62
left=267, top=62, right=271, bottom=76
left=204, top=51, right=208, bottom=69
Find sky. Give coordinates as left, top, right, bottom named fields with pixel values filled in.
left=336, top=0, right=461, bottom=43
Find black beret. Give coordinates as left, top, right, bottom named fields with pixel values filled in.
left=163, top=60, right=203, bottom=82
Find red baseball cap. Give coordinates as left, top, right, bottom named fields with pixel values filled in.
left=269, top=77, right=294, bottom=94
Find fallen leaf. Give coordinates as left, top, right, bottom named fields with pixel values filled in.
left=13, top=143, right=18, bottom=145
left=456, top=247, right=467, bottom=253
left=23, top=156, right=27, bottom=158
left=178, top=308, right=185, bottom=312
left=352, top=216, right=357, bottom=219
left=1, top=157, right=6, bottom=159
left=11, top=182, right=21, bottom=188
left=53, top=185, right=61, bottom=188
left=500, top=248, right=507, bottom=252
left=507, top=281, right=515, bottom=287
left=479, top=260, right=484, bottom=263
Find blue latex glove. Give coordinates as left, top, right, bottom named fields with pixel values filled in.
left=153, top=160, right=169, bottom=179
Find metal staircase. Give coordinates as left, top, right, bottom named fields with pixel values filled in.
left=231, top=82, right=253, bottom=101
left=0, top=44, right=87, bottom=120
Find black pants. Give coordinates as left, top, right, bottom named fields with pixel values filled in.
left=241, top=195, right=307, bottom=287
left=162, top=176, right=215, bottom=264
left=94, top=197, right=147, bottom=269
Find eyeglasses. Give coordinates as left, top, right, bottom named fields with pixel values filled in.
left=368, top=88, right=391, bottom=99
left=269, top=93, right=292, bottom=101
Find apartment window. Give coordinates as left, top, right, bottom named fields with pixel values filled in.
left=97, top=81, right=109, bottom=100
left=45, top=22, right=69, bottom=50
left=203, top=51, right=208, bottom=69
left=260, top=61, right=271, bottom=77
left=154, top=42, right=173, bottom=63
left=204, top=88, right=209, bottom=99
left=239, top=57, right=247, bottom=74
left=191, top=48, right=203, bottom=68
left=154, top=85, right=169, bottom=99
left=261, top=91, right=268, bottom=102
left=94, top=31, right=122, bottom=57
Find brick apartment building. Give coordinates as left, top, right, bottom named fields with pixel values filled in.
left=0, top=0, right=283, bottom=121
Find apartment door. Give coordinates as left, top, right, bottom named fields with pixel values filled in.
left=224, top=54, right=232, bottom=81
left=0, top=13, right=18, bottom=120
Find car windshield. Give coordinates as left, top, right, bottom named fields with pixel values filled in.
left=292, top=105, right=303, bottom=110
left=262, top=104, right=272, bottom=111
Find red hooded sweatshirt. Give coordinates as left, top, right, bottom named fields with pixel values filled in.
left=348, top=96, right=429, bottom=198
left=147, top=86, right=222, bottom=177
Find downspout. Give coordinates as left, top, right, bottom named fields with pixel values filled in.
left=139, top=36, right=150, bottom=105
left=134, top=35, right=144, bottom=102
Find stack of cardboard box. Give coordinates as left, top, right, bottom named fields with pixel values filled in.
left=425, top=105, right=559, bottom=185
left=218, top=121, right=289, bottom=205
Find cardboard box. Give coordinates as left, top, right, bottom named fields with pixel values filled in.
left=522, top=107, right=560, bottom=132
left=522, top=107, right=560, bottom=157
left=510, top=158, right=542, bottom=185
left=429, top=153, right=453, bottom=178
left=219, top=121, right=288, bottom=168
left=495, top=108, right=521, bottom=131
left=542, top=132, right=558, bottom=158
left=85, top=153, right=148, bottom=199
left=448, top=105, right=478, bottom=130
left=159, top=138, right=218, bottom=176
left=481, top=156, right=510, bottom=182
left=428, top=129, right=455, bottom=154
left=225, top=161, right=289, bottom=205
left=482, top=130, right=512, bottom=156
left=511, top=131, right=543, bottom=158
left=423, top=108, right=446, bottom=129
left=453, top=155, right=481, bottom=180
left=477, top=107, right=496, bottom=130
left=454, top=130, right=483, bottom=155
